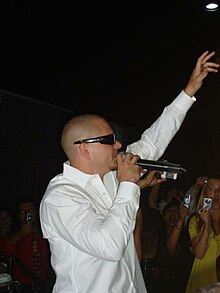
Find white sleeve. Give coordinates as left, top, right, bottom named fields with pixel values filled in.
left=40, top=181, right=140, bottom=262
left=126, top=90, right=195, bottom=160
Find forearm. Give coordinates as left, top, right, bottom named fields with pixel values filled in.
left=126, top=91, right=194, bottom=160
left=192, top=223, right=209, bottom=259
left=148, top=183, right=161, bottom=209
left=167, top=218, right=183, bottom=256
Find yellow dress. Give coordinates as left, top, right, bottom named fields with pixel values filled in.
left=185, top=215, right=220, bottom=293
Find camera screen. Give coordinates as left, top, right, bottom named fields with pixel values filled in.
left=203, top=197, right=212, bottom=210
left=183, top=193, right=191, bottom=208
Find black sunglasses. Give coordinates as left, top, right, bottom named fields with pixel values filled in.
left=73, top=133, right=116, bottom=145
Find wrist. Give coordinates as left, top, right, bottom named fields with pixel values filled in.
left=175, top=219, right=184, bottom=230
left=175, top=223, right=183, bottom=230
left=184, top=87, right=197, bottom=101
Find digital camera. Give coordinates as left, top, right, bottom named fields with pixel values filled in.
left=26, top=211, right=32, bottom=222
left=182, top=193, right=191, bottom=208
left=203, top=197, right=212, bottom=210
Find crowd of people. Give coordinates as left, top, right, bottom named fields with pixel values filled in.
left=1, top=174, right=220, bottom=293
left=0, top=198, right=52, bottom=292
left=138, top=174, right=210, bottom=292
left=1, top=51, right=219, bottom=293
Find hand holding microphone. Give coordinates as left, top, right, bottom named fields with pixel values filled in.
left=117, top=152, right=142, bottom=184
left=116, top=152, right=187, bottom=184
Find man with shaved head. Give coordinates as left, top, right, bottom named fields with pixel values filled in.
left=40, top=51, right=219, bottom=293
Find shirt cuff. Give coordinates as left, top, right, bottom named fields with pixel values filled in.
left=117, top=181, right=140, bottom=206
left=172, top=90, right=196, bottom=112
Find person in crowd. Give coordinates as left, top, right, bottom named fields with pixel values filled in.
left=0, top=206, right=14, bottom=273
left=0, top=206, right=13, bottom=238
left=39, top=51, right=219, bottom=293
left=185, top=176, right=220, bottom=292
left=162, top=200, right=183, bottom=234
left=140, top=192, right=192, bottom=292
left=140, top=205, right=165, bottom=293
left=155, top=200, right=183, bottom=292
left=142, top=177, right=183, bottom=217
left=183, top=175, right=209, bottom=225
left=134, top=171, right=167, bottom=262
left=0, top=197, right=49, bottom=293
left=165, top=200, right=194, bottom=293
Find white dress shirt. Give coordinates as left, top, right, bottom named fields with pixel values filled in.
left=40, top=90, right=195, bottom=293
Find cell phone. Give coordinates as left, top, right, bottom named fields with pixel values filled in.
left=26, top=211, right=32, bottom=222
left=203, top=197, right=212, bottom=210
left=183, top=193, right=191, bottom=208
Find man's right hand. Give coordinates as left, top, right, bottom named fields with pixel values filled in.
left=116, top=152, right=142, bottom=184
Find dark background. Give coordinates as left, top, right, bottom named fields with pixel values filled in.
left=1, top=1, right=220, bottom=207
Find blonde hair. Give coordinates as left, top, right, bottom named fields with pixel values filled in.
left=196, top=176, right=220, bottom=211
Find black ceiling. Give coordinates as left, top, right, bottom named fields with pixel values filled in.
left=1, top=0, right=220, bottom=126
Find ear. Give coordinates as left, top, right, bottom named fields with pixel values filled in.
left=79, top=143, right=90, bottom=160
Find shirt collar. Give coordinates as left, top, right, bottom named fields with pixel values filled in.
left=63, top=161, right=99, bottom=189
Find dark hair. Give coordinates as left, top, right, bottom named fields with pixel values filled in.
left=16, top=197, right=36, bottom=212
left=142, top=207, right=164, bottom=233
left=162, top=199, right=180, bottom=216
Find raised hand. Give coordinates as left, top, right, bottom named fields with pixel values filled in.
left=198, top=207, right=211, bottom=226
left=184, top=50, right=219, bottom=97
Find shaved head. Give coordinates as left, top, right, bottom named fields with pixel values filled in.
left=61, top=114, right=112, bottom=159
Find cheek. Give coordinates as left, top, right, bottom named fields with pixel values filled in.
left=19, top=215, right=25, bottom=223
left=213, top=198, right=220, bottom=208
left=100, top=147, right=114, bottom=161
left=206, top=191, right=215, bottom=199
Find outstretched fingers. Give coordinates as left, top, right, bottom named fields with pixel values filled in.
left=203, top=62, right=219, bottom=72
left=198, top=50, right=215, bottom=64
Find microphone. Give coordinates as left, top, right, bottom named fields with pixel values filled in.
left=136, top=159, right=187, bottom=179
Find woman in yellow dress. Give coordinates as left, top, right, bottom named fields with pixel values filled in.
left=185, top=176, right=220, bottom=293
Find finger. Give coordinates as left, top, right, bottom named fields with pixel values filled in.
left=118, top=152, right=126, bottom=162
left=203, top=62, right=220, bottom=68
left=156, top=178, right=167, bottom=184
left=199, top=51, right=215, bottom=64
left=131, top=154, right=140, bottom=163
left=206, top=67, right=219, bottom=73
left=197, top=50, right=210, bottom=63
left=124, top=152, right=133, bottom=160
